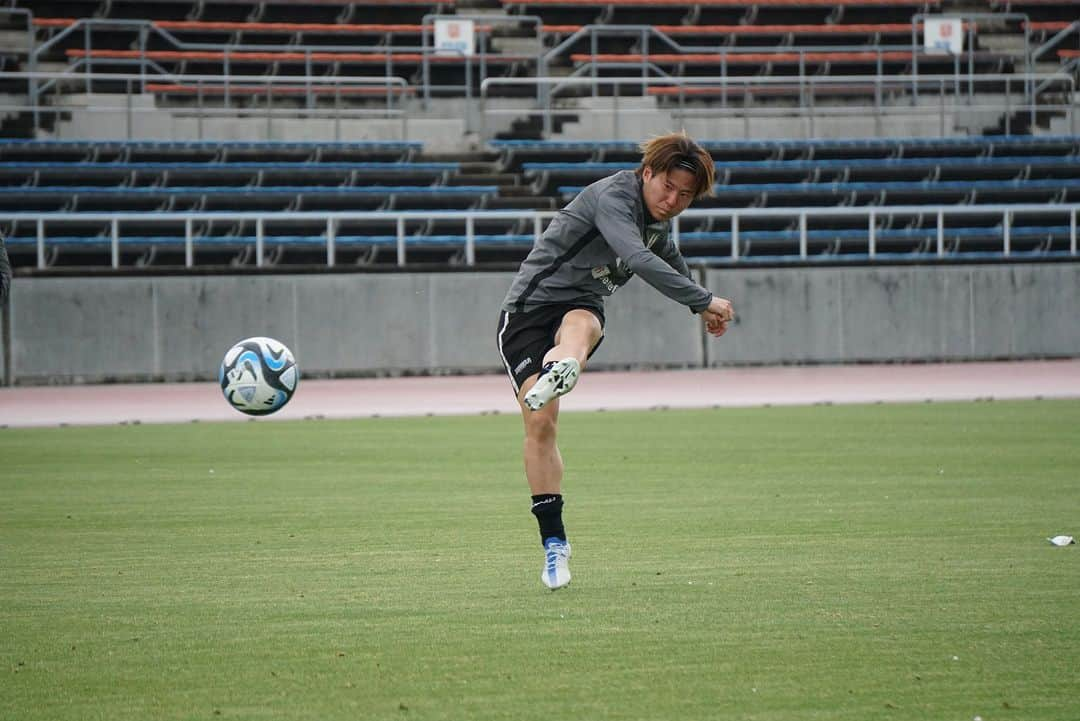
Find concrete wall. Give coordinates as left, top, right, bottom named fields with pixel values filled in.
left=0, top=304, right=7, bottom=386
left=51, top=94, right=473, bottom=153
left=5, top=271, right=701, bottom=384
left=50, top=94, right=969, bottom=152
left=556, top=97, right=951, bottom=143
left=6, top=263, right=1078, bottom=384
left=705, top=264, right=1080, bottom=365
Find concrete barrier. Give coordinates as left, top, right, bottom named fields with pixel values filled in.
left=6, top=263, right=1078, bottom=384
left=7, top=271, right=704, bottom=384
left=594, top=277, right=704, bottom=369
left=705, top=263, right=1080, bottom=365
left=1, top=304, right=8, bottom=385
left=12, top=277, right=159, bottom=381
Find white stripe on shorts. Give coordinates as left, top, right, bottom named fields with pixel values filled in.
left=496, top=310, right=520, bottom=395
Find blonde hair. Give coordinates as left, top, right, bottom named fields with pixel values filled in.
left=637, top=131, right=716, bottom=199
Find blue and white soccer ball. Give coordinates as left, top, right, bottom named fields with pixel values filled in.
left=218, top=336, right=299, bottom=416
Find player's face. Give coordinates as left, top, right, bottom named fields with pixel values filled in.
left=641, top=166, right=697, bottom=221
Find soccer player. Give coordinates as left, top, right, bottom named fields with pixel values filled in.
left=496, top=131, right=734, bottom=590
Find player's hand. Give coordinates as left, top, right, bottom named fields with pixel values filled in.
left=703, top=313, right=728, bottom=336
left=701, top=297, right=734, bottom=337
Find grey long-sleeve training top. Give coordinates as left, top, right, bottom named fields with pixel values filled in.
left=501, top=170, right=713, bottom=317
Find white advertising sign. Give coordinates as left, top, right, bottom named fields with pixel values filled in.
left=434, top=18, right=475, bottom=57
left=924, top=18, right=963, bottom=55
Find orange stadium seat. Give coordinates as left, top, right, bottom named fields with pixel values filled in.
left=505, top=0, right=939, bottom=6
left=571, top=50, right=920, bottom=64
left=144, top=83, right=416, bottom=97
left=646, top=84, right=879, bottom=98
left=34, top=18, right=491, bottom=36
left=1026, top=21, right=1075, bottom=32
left=544, top=22, right=928, bottom=36
left=66, top=49, right=525, bottom=65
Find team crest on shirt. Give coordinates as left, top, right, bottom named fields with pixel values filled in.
left=592, top=260, right=632, bottom=293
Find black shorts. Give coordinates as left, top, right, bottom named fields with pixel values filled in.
left=496, top=303, right=605, bottom=395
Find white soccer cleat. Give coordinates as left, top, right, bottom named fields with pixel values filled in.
left=541, top=537, right=572, bottom=590
left=523, top=358, right=581, bottom=411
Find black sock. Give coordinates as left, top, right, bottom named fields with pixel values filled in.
left=530, top=494, right=565, bottom=544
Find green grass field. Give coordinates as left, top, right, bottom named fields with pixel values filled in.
left=3, top=400, right=1079, bottom=720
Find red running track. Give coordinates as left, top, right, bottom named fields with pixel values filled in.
left=1, top=360, right=1078, bottom=428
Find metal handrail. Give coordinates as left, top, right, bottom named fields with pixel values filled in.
left=541, top=22, right=1006, bottom=115
left=18, top=15, right=1078, bottom=141
left=554, top=60, right=673, bottom=99
left=677, top=203, right=1079, bottom=261
left=1032, top=19, right=1079, bottom=63
left=1033, top=20, right=1080, bottom=96
left=33, top=17, right=485, bottom=64
left=910, top=12, right=1032, bottom=110
left=4, top=203, right=1077, bottom=269
left=30, top=16, right=505, bottom=112
left=543, top=23, right=964, bottom=65
left=420, top=13, right=545, bottom=107
left=19, top=66, right=412, bottom=93
left=544, top=21, right=1035, bottom=106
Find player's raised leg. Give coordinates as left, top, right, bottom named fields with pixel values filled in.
left=523, top=309, right=602, bottom=411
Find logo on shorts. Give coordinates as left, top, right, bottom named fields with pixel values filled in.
left=514, top=357, right=533, bottom=375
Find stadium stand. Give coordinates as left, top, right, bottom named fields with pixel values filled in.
left=32, top=18, right=468, bottom=40
left=3, top=135, right=1078, bottom=267
left=9, top=0, right=1076, bottom=124
left=26, top=14, right=545, bottom=106
left=0, top=138, right=537, bottom=266
left=27, top=0, right=454, bottom=22
left=1, top=0, right=1078, bottom=269
left=503, top=135, right=1080, bottom=260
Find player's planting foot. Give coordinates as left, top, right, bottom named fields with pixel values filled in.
left=523, top=358, right=581, bottom=411
left=541, top=537, right=571, bottom=590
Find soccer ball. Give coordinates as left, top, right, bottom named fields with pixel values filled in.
left=218, top=336, right=299, bottom=416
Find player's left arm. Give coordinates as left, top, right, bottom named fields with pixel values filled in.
left=595, top=189, right=712, bottom=313
left=655, top=233, right=693, bottom=280
left=654, top=232, right=733, bottom=336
